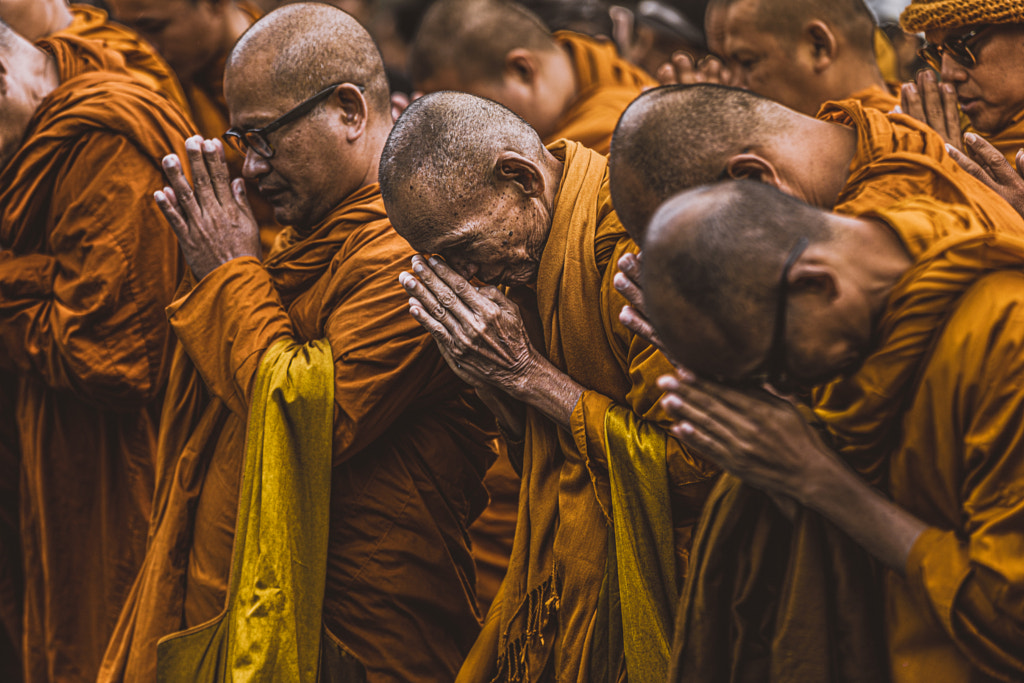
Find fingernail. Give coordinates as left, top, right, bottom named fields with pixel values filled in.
left=893, top=105, right=903, bottom=114
left=677, top=368, right=696, bottom=382
left=413, top=261, right=424, bottom=274
left=965, top=132, right=978, bottom=144
left=428, top=255, right=441, bottom=267
left=203, top=140, right=216, bottom=153
left=186, top=137, right=200, bottom=150
left=944, top=143, right=957, bottom=155
left=154, top=190, right=165, bottom=202
left=679, top=422, right=695, bottom=435
left=943, top=83, right=955, bottom=94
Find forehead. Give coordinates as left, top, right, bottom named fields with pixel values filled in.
left=723, top=0, right=784, bottom=48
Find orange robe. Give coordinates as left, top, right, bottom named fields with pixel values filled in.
left=58, top=3, right=190, bottom=113
left=460, top=140, right=717, bottom=683
left=470, top=31, right=657, bottom=616
left=847, top=84, right=900, bottom=113
left=98, top=185, right=497, bottom=683
left=547, top=31, right=657, bottom=154
left=0, top=36, right=193, bottom=683
left=670, top=102, right=1024, bottom=682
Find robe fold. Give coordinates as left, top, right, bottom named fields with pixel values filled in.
left=671, top=100, right=1024, bottom=682
left=845, top=85, right=900, bottom=113
left=98, top=184, right=497, bottom=683
left=59, top=3, right=190, bottom=113
left=0, top=35, right=193, bottom=683
left=547, top=32, right=656, bottom=154
left=459, top=140, right=717, bottom=683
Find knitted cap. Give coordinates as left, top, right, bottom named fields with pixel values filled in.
left=901, top=0, right=1024, bottom=33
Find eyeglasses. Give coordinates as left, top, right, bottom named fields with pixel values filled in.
left=918, top=25, right=995, bottom=72
left=720, top=236, right=809, bottom=390
left=222, top=82, right=365, bottom=159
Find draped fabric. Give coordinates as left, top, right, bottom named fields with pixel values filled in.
left=0, top=35, right=193, bottom=683
left=547, top=32, right=656, bottom=154
left=460, top=141, right=715, bottom=683
left=99, top=185, right=496, bottom=683
left=156, top=339, right=338, bottom=683
left=60, top=3, right=190, bottom=113
left=844, top=85, right=900, bottom=113
left=671, top=100, right=1024, bottom=683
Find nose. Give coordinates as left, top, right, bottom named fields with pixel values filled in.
left=939, top=53, right=968, bottom=84
left=241, top=147, right=271, bottom=180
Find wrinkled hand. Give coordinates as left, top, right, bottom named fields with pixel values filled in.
left=656, top=368, right=836, bottom=505
left=613, top=252, right=670, bottom=356
left=399, top=255, right=537, bottom=393
left=155, top=135, right=261, bottom=281
left=947, top=132, right=1024, bottom=217
left=900, top=70, right=963, bottom=152
left=657, top=52, right=734, bottom=87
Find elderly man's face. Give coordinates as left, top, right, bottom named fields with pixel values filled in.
left=926, top=24, right=1024, bottom=135
left=226, top=73, right=368, bottom=231
left=107, top=0, right=225, bottom=83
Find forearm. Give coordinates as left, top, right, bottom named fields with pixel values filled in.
left=509, top=354, right=585, bottom=430
left=801, top=454, right=928, bottom=573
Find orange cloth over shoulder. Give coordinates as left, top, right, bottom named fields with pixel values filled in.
left=670, top=101, right=1024, bottom=683
left=846, top=84, right=900, bottom=113
left=58, top=3, right=190, bottom=113
left=0, top=35, right=193, bottom=683
left=547, top=32, right=656, bottom=154
left=459, top=140, right=716, bottom=683
left=98, top=184, right=497, bottom=683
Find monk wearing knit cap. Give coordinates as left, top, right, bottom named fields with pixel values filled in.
left=409, top=0, right=656, bottom=154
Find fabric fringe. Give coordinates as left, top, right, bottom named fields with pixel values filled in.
left=491, top=576, right=561, bottom=683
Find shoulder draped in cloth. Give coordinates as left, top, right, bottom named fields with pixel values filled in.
left=0, top=34, right=193, bottom=683
left=459, top=140, right=716, bottom=683
left=58, top=3, right=191, bottom=114
left=547, top=32, right=656, bottom=154
left=98, top=185, right=497, bottom=683
left=670, top=103, right=1024, bottom=683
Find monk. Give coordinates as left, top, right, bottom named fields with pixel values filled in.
left=1, top=0, right=189, bottom=111
left=106, top=0, right=281, bottom=249
left=0, top=21, right=193, bottom=683
left=379, top=91, right=717, bottom=682
left=97, top=5, right=496, bottom=682
left=658, top=0, right=898, bottom=113
left=642, top=179, right=1024, bottom=682
left=409, top=0, right=656, bottom=154
left=899, top=0, right=1024, bottom=166
left=611, top=0, right=708, bottom=77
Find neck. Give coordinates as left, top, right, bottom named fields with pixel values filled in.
left=4, top=1, right=73, bottom=41
left=528, top=151, right=566, bottom=263
left=836, top=215, right=913, bottom=320
left=776, top=116, right=858, bottom=210
left=826, top=56, right=890, bottom=98
left=537, top=45, right=578, bottom=138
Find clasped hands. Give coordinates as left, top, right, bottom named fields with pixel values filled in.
left=398, top=255, right=539, bottom=397
left=155, top=135, right=261, bottom=281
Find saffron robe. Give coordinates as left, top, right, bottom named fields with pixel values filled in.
left=0, top=36, right=193, bottom=683
left=846, top=84, right=900, bottom=113
left=459, top=140, right=717, bottom=683
left=546, top=32, right=657, bottom=154
left=98, top=185, right=497, bottom=683
left=59, top=3, right=190, bottom=113
left=670, top=101, right=1024, bottom=682
left=967, top=107, right=1024, bottom=168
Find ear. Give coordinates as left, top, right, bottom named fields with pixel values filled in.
left=724, top=153, right=785, bottom=188
left=788, top=259, right=839, bottom=302
left=504, top=48, right=539, bottom=85
left=804, top=20, right=837, bottom=72
left=332, top=84, right=369, bottom=142
left=494, top=151, right=546, bottom=198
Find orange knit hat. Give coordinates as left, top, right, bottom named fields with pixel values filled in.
left=901, top=0, right=1024, bottom=32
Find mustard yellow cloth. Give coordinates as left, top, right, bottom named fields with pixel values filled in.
left=155, top=339, right=337, bottom=682
left=605, top=407, right=676, bottom=683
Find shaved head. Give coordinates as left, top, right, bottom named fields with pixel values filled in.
left=609, top=84, right=788, bottom=244
left=642, top=180, right=835, bottom=378
left=710, top=0, right=877, bottom=56
left=0, top=19, right=60, bottom=170
left=379, top=90, right=547, bottom=249
left=409, top=0, right=556, bottom=87
left=0, top=0, right=72, bottom=42
left=227, top=2, right=390, bottom=113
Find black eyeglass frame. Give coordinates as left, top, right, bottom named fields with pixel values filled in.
left=918, top=25, right=995, bottom=72
left=222, top=82, right=366, bottom=159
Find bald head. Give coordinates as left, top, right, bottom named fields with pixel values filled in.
left=379, top=90, right=549, bottom=250
left=711, top=0, right=877, bottom=56
left=227, top=2, right=390, bottom=114
left=643, top=180, right=834, bottom=379
left=0, top=0, right=72, bottom=42
left=609, top=84, right=790, bottom=244
left=0, top=20, right=60, bottom=170
left=409, top=0, right=556, bottom=88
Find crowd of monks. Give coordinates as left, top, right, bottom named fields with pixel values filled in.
left=2, top=0, right=1024, bottom=681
